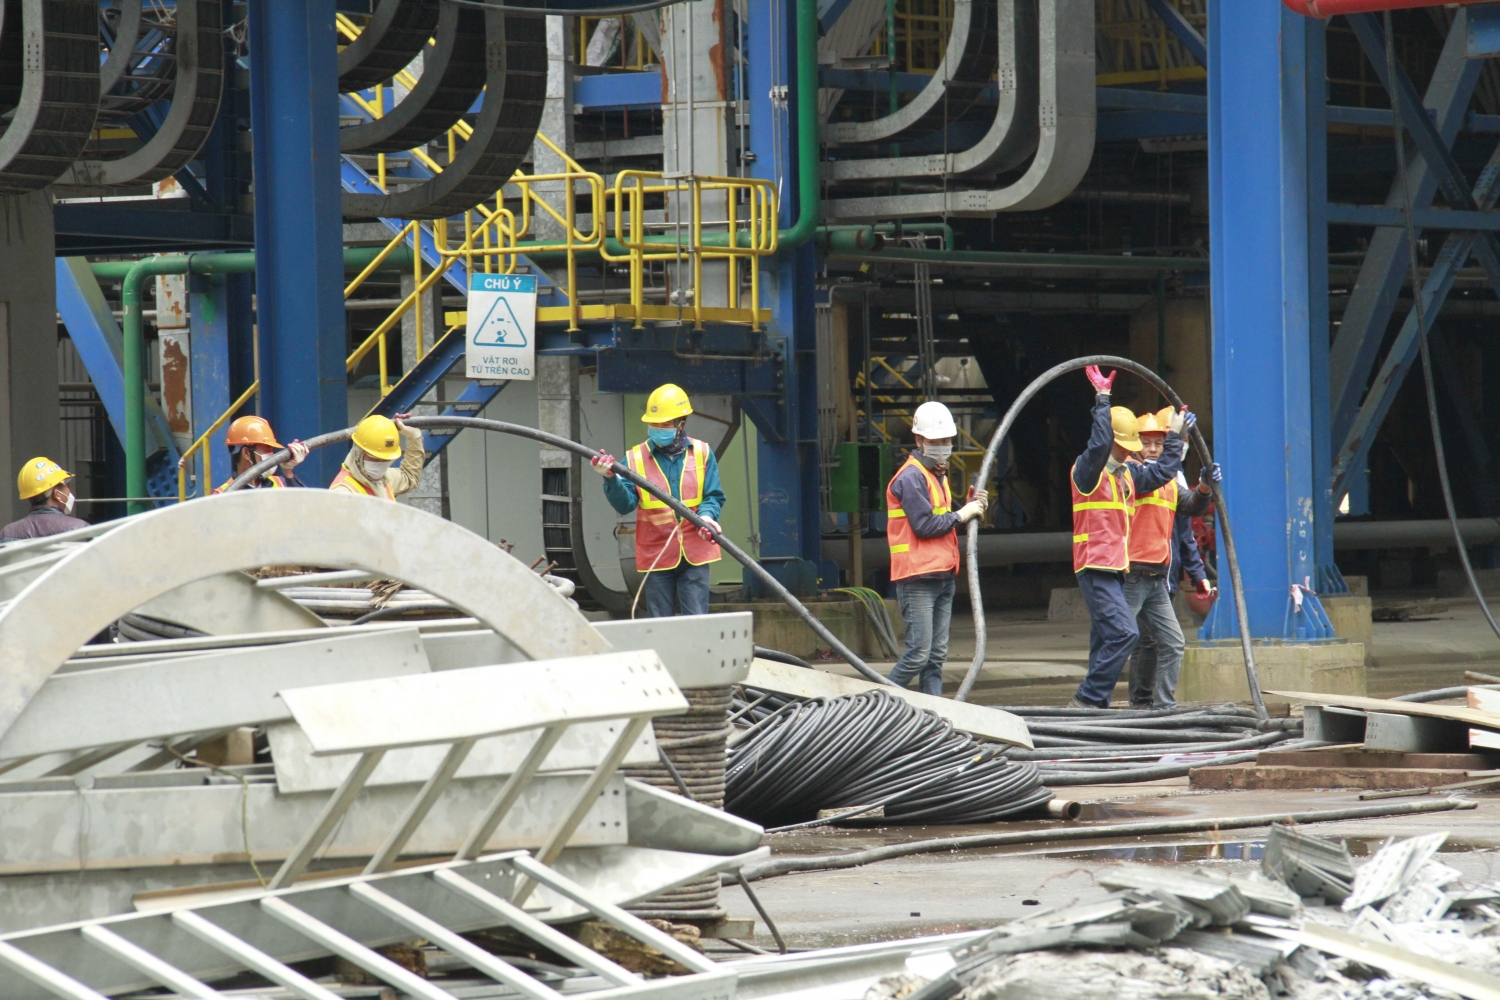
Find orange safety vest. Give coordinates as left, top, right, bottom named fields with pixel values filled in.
left=885, top=455, right=960, bottom=581
left=1129, top=477, right=1179, bottom=566
left=330, top=465, right=395, bottom=500
left=626, top=438, right=721, bottom=572
left=212, top=473, right=288, bottom=494
left=1071, top=463, right=1133, bottom=573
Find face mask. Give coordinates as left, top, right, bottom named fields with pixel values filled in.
left=63, top=493, right=75, bottom=516
left=922, top=444, right=953, bottom=463
left=362, top=457, right=393, bottom=479
left=648, top=427, right=679, bottom=448
left=1106, top=455, right=1125, bottom=473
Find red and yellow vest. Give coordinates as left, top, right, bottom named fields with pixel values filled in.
left=212, top=473, right=288, bottom=494
left=1129, top=477, right=1179, bottom=566
left=885, top=455, right=960, bottom=581
left=626, top=438, right=721, bottom=572
left=330, top=465, right=395, bottom=500
left=1071, top=463, right=1133, bottom=573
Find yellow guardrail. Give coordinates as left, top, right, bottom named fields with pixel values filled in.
left=855, top=358, right=992, bottom=504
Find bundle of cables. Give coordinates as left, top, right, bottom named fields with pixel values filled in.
left=726, top=689, right=1053, bottom=828
left=998, top=704, right=1312, bottom=786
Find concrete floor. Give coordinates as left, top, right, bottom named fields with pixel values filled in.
left=724, top=595, right=1500, bottom=952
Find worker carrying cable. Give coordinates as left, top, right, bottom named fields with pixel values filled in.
left=1068, top=366, right=1196, bottom=709
left=329, top=413, right=426, bottom=499
left=2, top=458, right=89, bottom=541
left=884, top=401, right=988, bottom=695
left=1124, top=407, right=1220, bottom=709
left=590, top=383, right=726, bottom=616
left=211, top=416, right=310, bottom=493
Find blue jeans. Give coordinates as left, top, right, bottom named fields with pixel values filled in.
left=643, top=561, right=712, bottom=617
left=1124, top=572, right=1186, bottom=708
left=1074, top=569, right=1140, bottom=707
left=889, top=575, right=955, bottom=696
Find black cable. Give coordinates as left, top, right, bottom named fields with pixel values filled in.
left=734, top=872, right=787, bottom=954
left=225, top=417, right=898, bottom=689
left=954, top=356, right=1266, bottom=721
left=753, top=646, right=814, bottom=669
left=439, top=0, right=698, bottom=15
left=1384, top=13, right=1500, bottom=646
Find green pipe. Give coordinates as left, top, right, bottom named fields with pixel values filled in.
left=781, top=0, right=820, bottom=249
left=828, top=246, right=1212, bottom=271
left=874, top=222, right=954, bottom=250
left=100, top=247, right=418, bottom=515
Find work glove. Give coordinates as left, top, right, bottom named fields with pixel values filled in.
left=1198, top=462, right=1221, bottom=493
left=283, top=440, right=309, bottom=472
left=969, top=486, right=990, bottom=505
left=1085, top=365, right=1116, bottom=396
left=1196, top=579, right=1215, bottom=597
left=956, top=500, right=986, bottom=523
left=392, top=412, right=424, bottom=443
left=1168, top=406, right=1197, bottom=435
left=698, top=515, right=722, bottom=541
left=591, top=451, right=617, bottom=478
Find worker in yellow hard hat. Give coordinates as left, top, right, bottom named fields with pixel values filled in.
left=2, top=457, right=89, bottom=541
left=329, top=412, right=425, bottom=499
left=1067, top=365, right=1197, bottom=709
left=590, top=384, right=726, bottom=616
left=211, top=415, right=310, bottom=493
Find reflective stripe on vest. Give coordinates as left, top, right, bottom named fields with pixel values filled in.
left=1128, top=478, right=1178, bottom=566
left=213, top=473, right=286, bottom=495
left=1070, top=465, right=1132, bottom=573
left=625, top=439, right=722, bottom=572
left=330, top=466, right=394, bottom=500
left=885, top=455, right=959, bottom=581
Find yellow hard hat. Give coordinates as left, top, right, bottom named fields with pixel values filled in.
left=351, top=415, right=402, bottom=460
left=642, top=383, right=693, bottom=423
left=17, top=457, right=71, bottom=500
left=1136, top=410, right=1168, bottom=435
left=1110, top=406, right=1143, bottom=453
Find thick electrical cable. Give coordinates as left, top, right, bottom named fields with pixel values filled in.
left=955, top=355, right=1267, bottom=720
left=724, top=689, right=1052, bottom=826
left=439, top=0, right=696, bottom=15
left=1384, top=13, right=1500, bottom=646
left=225, top=417, right=898, bottom=688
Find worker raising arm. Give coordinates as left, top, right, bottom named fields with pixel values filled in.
left=590, top=384, right=726, bottom=617
left=212, top=416, right=309, bottom=493
left=2, top=458, right=89, bottom=541
left=329, top=414, right=426, bottom=499
left=1124, top=407, right=1220, bottom=710
left=1067, top=365, right=1196, bottom=709
left=884, top=401, right=988, bottom=696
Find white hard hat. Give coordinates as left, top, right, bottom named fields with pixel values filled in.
left=911, top=401, right=957, bottom=439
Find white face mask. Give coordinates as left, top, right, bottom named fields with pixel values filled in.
left=63, top=493, right=75, bottom=515
left=1106, top=455, right=1125, bottom=473
left=922, top=444, right=953, bottom=463
left=362, top=457, right=393, bottom=480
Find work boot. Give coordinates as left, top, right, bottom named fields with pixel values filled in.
left=1065, top=696, right=1096, bottom=710
left=1129, top=701, right=1152, bottom=711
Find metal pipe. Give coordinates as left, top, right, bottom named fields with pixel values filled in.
left=226, top=417, right=898, bottom=688
left=739, top=797, right=1474, bottom=881
left=829, top=247, right=1210, bottom=271
left=778, top=0, right=819, bottom=249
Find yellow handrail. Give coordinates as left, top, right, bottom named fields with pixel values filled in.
left=175, top=380, right=260, bottom=502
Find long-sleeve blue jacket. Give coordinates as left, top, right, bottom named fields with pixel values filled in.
left=1072, top=395, right=1183, bottom=499
left=603, top=440, right=725, bottom=520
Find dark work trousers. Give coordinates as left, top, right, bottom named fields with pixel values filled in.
left=642, top=561, right=712, bottom=617
left=1074, top=568, right=1141, bottom=707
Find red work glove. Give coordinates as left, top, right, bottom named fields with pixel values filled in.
left=1196, top=579, right=1214, bottom=597
left=1085, top=365, right=1116, bottom=395
left=698, top=516, right=722, bottom=541
left=590, top=450, right=617, bottom=478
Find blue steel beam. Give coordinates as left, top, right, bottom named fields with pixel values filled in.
left=1330, top=140, right=1500, bottom=501
left=1139, top=0, right=1206, bottom=66
left=573, top=72, right=661, bottom=112
left=1327, top=204, right=1500, bottom=230
left=188, top=269, right=233, bottom=493
left=248, top=0, right=348, bottom=487
left=1328, top=16, right=1480, bottom=453
left=1202, top=2, right=1331, bottom=640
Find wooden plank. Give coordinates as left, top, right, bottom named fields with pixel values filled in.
left=1255, top=749, right=1500, bottom=770
left=1189, top=764, right=1470, bottom=791
left=1267, top=689, right=1500, bottom=732
left=742, top=659, right=1033, bottom=748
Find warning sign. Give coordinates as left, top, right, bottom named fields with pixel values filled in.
left=466, top=272, right=537, bottom=380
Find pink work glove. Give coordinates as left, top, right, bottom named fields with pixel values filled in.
left=1085, top=365, right=1116, bottom=395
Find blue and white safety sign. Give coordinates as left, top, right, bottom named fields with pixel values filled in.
left=466, top=272, right=537, bottom=380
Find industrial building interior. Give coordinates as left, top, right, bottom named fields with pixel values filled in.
left=7, top=0, right=1500, bottom=997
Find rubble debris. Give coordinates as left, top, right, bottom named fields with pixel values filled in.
left=1343, top=832, right=1451, bottom=912
left=575, top=919, right=706, bottom=977
left=1096, top=864, right=1252, bottom=925
left=958, top=947, right=1271, bottom=1000
left=1263, top=823, right=1357, bottom=903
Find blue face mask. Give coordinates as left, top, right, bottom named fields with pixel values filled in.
left=648, top=426, right=679, bottom=447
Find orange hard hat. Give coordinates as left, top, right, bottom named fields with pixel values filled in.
left=1136, top=410, right=1167, bottom=435
left=225, top=415, right=282, bottom=449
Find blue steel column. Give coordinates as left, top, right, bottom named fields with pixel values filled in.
left=746, top=0, right=820, bottom=584
left=1202, top=2, right=1332, bottom=639
left=248, top=0, right=347, bottom=486
left=1306, top=20, right=1345, bottom=595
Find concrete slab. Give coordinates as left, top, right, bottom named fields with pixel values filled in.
left=1178, top=641, right=1366, bottom=704
left=1321, top=594, right=1373, bottom=662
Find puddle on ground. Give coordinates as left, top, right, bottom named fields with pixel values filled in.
left=1048, top=837, right=1497, bottom=863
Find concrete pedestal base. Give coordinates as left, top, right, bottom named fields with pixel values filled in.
left=1320, top=594, right=1372, bottom=663
left=1178, top=640, right=1366, bottom=704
